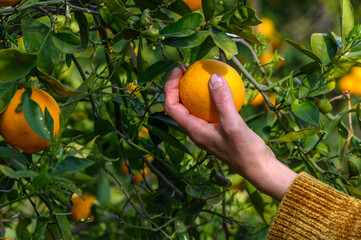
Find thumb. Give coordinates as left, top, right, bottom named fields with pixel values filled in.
left=209, top=73, right=238, bottom=123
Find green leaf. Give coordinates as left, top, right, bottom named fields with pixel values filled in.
left=36, top=68, right=79, bottom=97
left=0, top=49, right=37, bottom=81
left=286, top=39, right=322, bottom=63
left=160, top=13, right=204, bottom=38
left=162, top=30, right=210, bottom=48
left=74, top=11, right=89, bottom=52
left=348, top=160, right=359, bottom=178
left=143, top=124, right=191, bottom=154
left=0, top=165, right=37, bottom=178
left=52, top=157, right=94, bottom=175
left=291, top=99, right=320, bottom=125
left=231, top=6, right=262, bottom=27
left=22, top=89, right=52, bottom=142
left=54, top=214, right=72, bottom=240
left=62, top=172, right=94, bottom=184
left=210, top=27, right=238, bottom=60
left=21, top=18, right=61, bottom=73
left=110, top=34, right=131, bottom=53
left=94, top=119, right=114, bottom=136
left=0, top=81, right=17, bottom=113
left=90, top=0, right=132, bottom=21
left=310, top=33, right=337, bottom=66
left=209, top=169, right=231, bottom=187
left=98, top=170, right=110, bottom=202
left=133, top=0, right=158, bottom=10
left=61, top=73, right=96, bottom=119
left=139, top=60, right=175, bottom=84
left=269, top=128, right=321, bottom=143
left=191, top=36, right=215, bottom=63
left=0, top=147, right=27, bottom=170
left=51, top=30, right=81, bottom=54
left=148, top=112, right=184, bottom=133
left=16, top=218, right=31, bottom=240
left=244, top=180, right=267, bottom=224
left=185, top=184, right=222, bottom=200
left=31, top=217, right=48, bottom=240
left=50, top=189, right=71, bottom=207
left=340, top=0, right=354, bottom=45
left=202, top=0, right=215, bottom=22
left=224, top=25, right=263, bottom=45
left=167, top=0, right=192, bottom=16
left=325, top=108, right=354, bottom=135
left=343, top=184, right=361, bottom=199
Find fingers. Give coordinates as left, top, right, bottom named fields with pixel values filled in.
left=164, top=68, right=214, bottom=140
left=209, top=74, right=240, bottom=125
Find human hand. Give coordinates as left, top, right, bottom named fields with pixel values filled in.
left=164, top=67, right=297, bottom=201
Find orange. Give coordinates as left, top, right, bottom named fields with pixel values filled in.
left=339, top=67, right=361, bottom=96
left=69, top=194, right=95, bottom=222
left=249, top=92, right=264, bottom=106
left=179, top=59, right=245, bottom=123
left=133, top=166, right=151, bottom=185
left=125, top=82, right=138, bottom=94
left=249, top=92, right=278, bottom=107
left=0, top=0, right=21, bottom=7
left=182, top=0, right=202, bottom=11
left=122, top=155, right=153, bottom=184
left=0, top=88, right=60, bottom=153
left=256, top=18, right=276, bottom=40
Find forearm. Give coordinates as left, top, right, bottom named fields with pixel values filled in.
left=246, top=157, right=297, bottom=201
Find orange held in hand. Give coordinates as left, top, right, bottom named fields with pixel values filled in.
left=0, top=88, right=60, bottom=153
left=179, top=59, right=245, bottom=123
left=182, top=0, right=202, bottom=11
left=0, top=0, right=21, bottom=7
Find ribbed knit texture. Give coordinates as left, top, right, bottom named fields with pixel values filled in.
left=267, top=172, right=361, bottom=239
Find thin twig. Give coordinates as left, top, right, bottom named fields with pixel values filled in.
left=339, top=92, right=354, bottom=170
left=142, top=156, right=185, bottom=201
left=231, top=56, right=275, bottom=109
left=66, top=2, right=99, bottom=14
left=71, top=54, right=100, bottom=119
left=0, top=0, right=63, bottom=15
left=233, top=38, right=272, bottom=85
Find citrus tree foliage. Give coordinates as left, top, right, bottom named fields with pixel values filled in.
left=1, top=0, right=361, bottom=239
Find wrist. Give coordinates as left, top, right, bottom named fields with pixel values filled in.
left=243, top=153, right=297, bottom=201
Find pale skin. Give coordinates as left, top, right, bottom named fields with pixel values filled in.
left=164, top=67, right=298, bottom=201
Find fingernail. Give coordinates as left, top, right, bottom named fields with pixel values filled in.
left=210, top=73, right=224, bottom=89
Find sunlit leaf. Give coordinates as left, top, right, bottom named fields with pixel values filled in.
left=160, top=13, right=203, bottom=38
left=36, top=68, right=79, bottom=97
left=340, top=0, right=355, bottom=45
left=162, top=30, right=210, bottom=48
left=310, top=33, right=337, bottom=66
left=291, top=99, right=320, bottom=125
left=286, top=39, right=322, bottom=63
left=269, top=128, right=321, bottom=143
left=210, top=27, right=238, bottom=59
left=0, top=165, right=37, bottom=178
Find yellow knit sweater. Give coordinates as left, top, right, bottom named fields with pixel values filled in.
left=267, top=172, right=361, bottom=239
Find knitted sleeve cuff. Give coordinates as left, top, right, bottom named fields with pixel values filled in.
left=267, top=172, right=361, bottom=239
